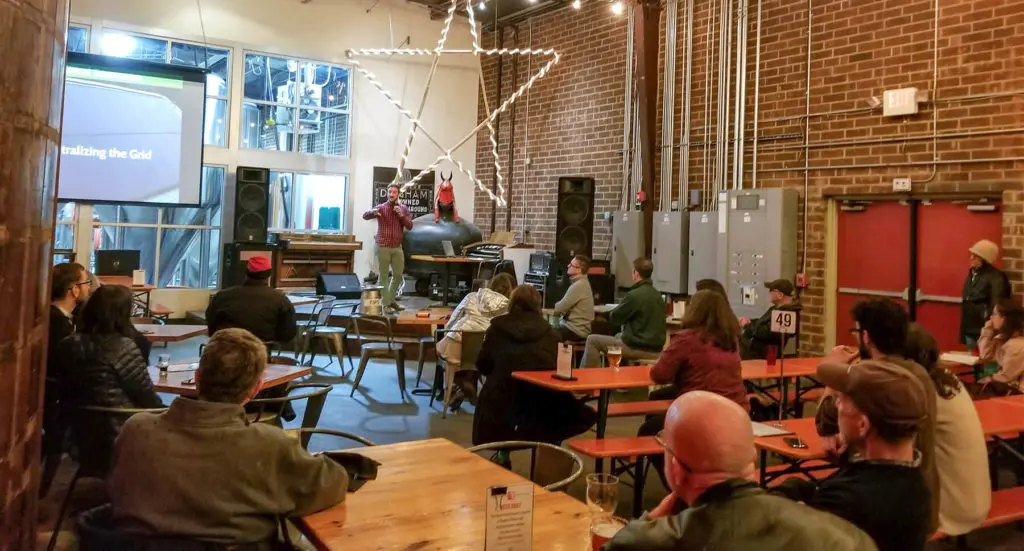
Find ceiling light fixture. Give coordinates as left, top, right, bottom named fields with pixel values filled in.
left=610, top=1, right=623, bottom=15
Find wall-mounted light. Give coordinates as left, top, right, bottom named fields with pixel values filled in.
left=572, top=0, right=581, bottom=9
left=610, top=1, right=624, bottom=15
left=477, top=1, right=485, bottom=10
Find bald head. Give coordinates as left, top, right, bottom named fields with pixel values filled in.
left=664, top=392, right=755, bottom=483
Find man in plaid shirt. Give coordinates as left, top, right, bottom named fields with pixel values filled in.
left=363, top=183, right=413, bottom=311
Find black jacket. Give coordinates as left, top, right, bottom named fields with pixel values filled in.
left=472, top=310, right=597, bottom=445
left=960, top=264, right=1010, bottom=342
left=206, top=281, right=298, bottom=343
left=741, top=301, right=802, bottom=360
left=57, top=333, right=163, bottom=475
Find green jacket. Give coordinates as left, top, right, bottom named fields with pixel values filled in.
left=603, top=479, right=877, bottom=551
left=608, top=279, right=665, bottom=352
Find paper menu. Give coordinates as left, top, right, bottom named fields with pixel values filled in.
left=556, top=343, right=573, bottom=379
left=485, top=483, right=534, bottom=551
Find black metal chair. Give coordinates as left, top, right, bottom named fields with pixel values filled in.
left=246, top=383, right=333, bottom=447
left=285, top=428, right=377, bottom=451
left=466, top=441, right=584, bottom=491
left=431, top=330, right=486, bottom=418
left=349, top=314, right=408, bottom=397
left=298, top=301, right=357, bottom=374
left=48, top=405, right=168, bottom=551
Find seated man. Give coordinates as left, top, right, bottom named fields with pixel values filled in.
left=108, top=328, right=348, bottom=545
left=206, top=256, right=297, bottom=345
left=552, top=254, right=595, bottom=342
left=739, top=278, right=800, bottom=360
left=580, top=258, right=665, bottom=367
left=604, top=391, right=876, bottom=550
left=773, top=360, right=932, bottom=551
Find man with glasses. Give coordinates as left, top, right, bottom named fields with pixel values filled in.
left=603, top=391, right=875, bottom=550
left=551, top=254, right=595, bottom=342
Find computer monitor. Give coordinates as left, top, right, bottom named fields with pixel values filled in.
left=95, top=249, right=140, bottom=276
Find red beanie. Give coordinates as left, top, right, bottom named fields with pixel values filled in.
left=246, top=256, right=272, bottom=274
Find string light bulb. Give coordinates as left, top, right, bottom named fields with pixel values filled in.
left=571, top=0, right=581, bottom=8
left=610, top=1, right=623, bottom=15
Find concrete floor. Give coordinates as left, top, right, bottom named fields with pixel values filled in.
left=37, top=331, right=1024, bottom=550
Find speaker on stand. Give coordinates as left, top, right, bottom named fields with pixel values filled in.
left=555, top=177, right=595, bottom=263
left=233, top=166, right=271, bottom=244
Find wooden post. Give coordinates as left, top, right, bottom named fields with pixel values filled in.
left=632, top=0, right=661, bottom=257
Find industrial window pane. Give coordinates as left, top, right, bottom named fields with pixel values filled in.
left=93, top=204, right=159, bottom=225
left=170, top=43, right=230, bottom=96
left=101, top=31, right=168, bottom=62
left=300, top=62, right=349, bottom=110
left=54, top=224, right=75, bottom=250
left=56, top=202, right=76, bottom=223
left=297, top=111, right=349, bottom=157
left=158, top=228, right=220, bottom=288
left=292, top=174, right=348, bottom=231
left=243, top=54, right=297, bottom=103
left=164, top=166, right=225, bottom=225
left=68, top=26, right=89, bottom=54
left=240, top=103, right=295, bottom=151
left=92, top=226, right=157, bottom=285
left=205, top=98, right=228, bottom=146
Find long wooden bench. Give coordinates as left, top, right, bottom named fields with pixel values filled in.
left=589, top=400, right=672, bottom=418
left=931, top=486, right=1024, bottom=543
left=569, top=436, right=661, bottom=518
left=150, top=304, right=173, bottom=323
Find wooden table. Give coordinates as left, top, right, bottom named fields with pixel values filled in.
left=395, top=308, right=452, bottom=326
left=298, top=438, right=590, bottom=550
left=742, top=357, right=823, bottom=418
left=134, top=324, right=207, bottom=343
left=99, top=276, right=155, bottom=316
left=149, top=362, right=312, bottom=397
left=410, top=255, right=487, bottom=307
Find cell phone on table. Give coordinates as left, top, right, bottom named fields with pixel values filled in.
left=182, top=378, right=196, bottom=386
left=784, top=437, right=808, bottom=449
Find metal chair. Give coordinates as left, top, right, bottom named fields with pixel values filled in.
left=431, top=330, right=486, bottom=418
left=47, top=405, right=168, bottom=551
left=285, top=428, right=377, bottom=451
left=247, top=383, right=334, bottom=447
left=298, top=302, right=357, bottom=374
left=349, top=314, right=408, bottom=397
left=466, top=441, right=584, bottom=492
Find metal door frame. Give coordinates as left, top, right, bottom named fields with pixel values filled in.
left=824, top=193, right=1001, bottom=351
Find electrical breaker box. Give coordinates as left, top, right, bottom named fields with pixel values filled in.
left=652, top=211, right=689, bottom=295
left=687, top=211, right=719, bottom=295
left=612, top=211, right=645, bottom=289
left=717, top=188, right=799, bottom=321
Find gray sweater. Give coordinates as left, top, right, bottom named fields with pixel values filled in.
left=553, top=275, right=594, bottom=339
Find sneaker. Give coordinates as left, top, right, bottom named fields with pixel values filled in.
left=389, top=302, right=405, bottom=312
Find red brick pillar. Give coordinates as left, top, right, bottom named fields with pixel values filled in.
left=0, top=0, right=69, bottom=548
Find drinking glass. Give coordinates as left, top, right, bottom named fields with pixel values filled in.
left=606, top=347, right=623, bottom=371
left=590, top=516, right=627, bottom=551
left=586, top=473, right=619, bottom=516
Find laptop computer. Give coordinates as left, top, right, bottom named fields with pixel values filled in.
left=433, top=240, right=457, bottom=258
left=95, top=249, right=141, bottom=276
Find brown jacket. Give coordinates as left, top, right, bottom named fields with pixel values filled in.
left=109, top=398, right=348, bottom=544
left=815, top=356, right=939, bottom=533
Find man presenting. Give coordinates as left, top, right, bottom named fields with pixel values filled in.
left=363, top=183, right=413, bottom=312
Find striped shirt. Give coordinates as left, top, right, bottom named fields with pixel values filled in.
left=363, top=202, right=413, bottom=247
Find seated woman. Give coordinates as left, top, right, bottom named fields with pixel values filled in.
left=436, top=272, right=516, bottom=405
left=57, top=284, right=163, bottom=476
left=472, top=285, right=597, bottom=466
left=975, top=298, right=1024, bottom=396
left=639, top=289, right=745, bottom=483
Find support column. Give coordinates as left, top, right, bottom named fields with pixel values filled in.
left=632, top=0, right=661, bottom=257
left=0, top=0, right=70, bottom=548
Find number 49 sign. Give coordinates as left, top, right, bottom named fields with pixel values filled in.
left=770, top=310, right=797, bottom=335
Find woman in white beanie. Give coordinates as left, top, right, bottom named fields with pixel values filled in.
left=960, top=239, right=1010, bottom=377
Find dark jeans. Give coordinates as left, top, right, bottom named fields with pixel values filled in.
left=557, top=325, right=586, bottom=342
left=637, top=384, right=681, bottom=488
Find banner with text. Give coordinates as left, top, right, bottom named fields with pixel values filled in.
left=372, top=167, right=435, bottom=218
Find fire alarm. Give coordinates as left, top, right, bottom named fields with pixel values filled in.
left=795, top=273, right=807, bottom=288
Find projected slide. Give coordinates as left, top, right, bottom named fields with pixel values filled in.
left=58, top=59, right=205, bottom=205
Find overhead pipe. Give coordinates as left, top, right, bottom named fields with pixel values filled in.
left=703, top=0, right=716, bottom=210
left=520, top=20, right=532, bottom=236
left=754, top=156, right=1024, bottom=173
left=620, top=5, right=635, bottom=211
left=679, top=0, right=695, bottom=207
left=731, top=0, right=747, bottom=191
left=505, top=25, right=519, bottom=231
left=660, top=0, right=678, bottom=211
left=714, top=0, right=728, bottom=210
left=801, top=0, right=812, bottom=273
left=759, top=126, right=1024, bottom=152
left=723, top=0, right=734, bottom=196
left=911, top=0, right=940, bottom=184
left=490, top=25, right=504, bottom=234
left=751, top=0, right=762, bottom=188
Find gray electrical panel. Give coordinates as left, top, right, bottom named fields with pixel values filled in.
left=652, top=211, right=689, bottom=294
left=612, top=211, right=644, bottom=289
left=687, top=211, right=720, bottom=294
left=717, top=188, right=799, bottom=321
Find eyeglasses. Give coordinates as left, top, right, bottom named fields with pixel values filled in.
left=76, top=280, right=91, bottom=286
left=654, top=430, right=693, bottom=474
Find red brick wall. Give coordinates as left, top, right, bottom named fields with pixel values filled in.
left=476, top=0, right=1024, bottom=353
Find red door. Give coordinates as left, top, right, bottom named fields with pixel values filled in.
left=915, top=200, right=1003, bottom=352
left=835, top=201, right=911, bottom=347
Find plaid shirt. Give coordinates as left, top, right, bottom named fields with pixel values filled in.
left=363, top=202, right=413, bottom=247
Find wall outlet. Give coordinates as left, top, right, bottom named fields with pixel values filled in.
left=892, top=177, right=912, bottom=193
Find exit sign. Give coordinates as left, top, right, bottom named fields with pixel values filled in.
left=883, top=88, right=919, bottom=117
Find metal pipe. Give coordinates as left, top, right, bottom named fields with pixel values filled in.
left=758, top=89, right=1024, bottom=125
left=757, top=126, right=1024, bottom=152
left=912, top=0, right=940, bottom=184
left=732, top=0, right=746, bottom=191
left=679, top=0, right=695, bottom=207
left=753, top=157, right=1024, bottom=173
left=506, top=25, right=519, bottom=231
left=660, top=0, right=678, bottom=211
left=723, top=0, right=734, bottom=195
left=621, top=5, right=635, bottom=212
left=491, top=26, right=504, bottom=234
left=703, top=0, right=715, bottom=210
left=521, top=20, right=532, bottom=237
left=801, top=0, right=812, bottom=273
left=752, top=0, right=762, bottom=188
left=714, top=0, right=728, bottom=209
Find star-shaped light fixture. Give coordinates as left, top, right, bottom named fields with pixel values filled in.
left=347, top=0, right=559, bottom=207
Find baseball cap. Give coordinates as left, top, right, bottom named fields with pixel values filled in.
left=246, top=256, right=272, bottom=274
left=816, top=359, right=928, bottom=436
left=764, top=279, right=795, bottom=296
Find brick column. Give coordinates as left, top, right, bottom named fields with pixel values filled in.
left=0, top=0, right=69, bottom=547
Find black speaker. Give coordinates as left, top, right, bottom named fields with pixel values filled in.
left=222, top=242, right=278, bottom=288
left=555, top=177, right=595, bottom=262
left=234, top=166, right=270, bottom=243
left=316, top=272, right=362, bottom=299
left=588, top=273, right=616, bottom=305
left=543, top=260, right=572, bottom=309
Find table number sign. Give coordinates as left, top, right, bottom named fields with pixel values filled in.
left=553, top=343, right=576, bottom=381
left=485, top=483, right=534, bottom=551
